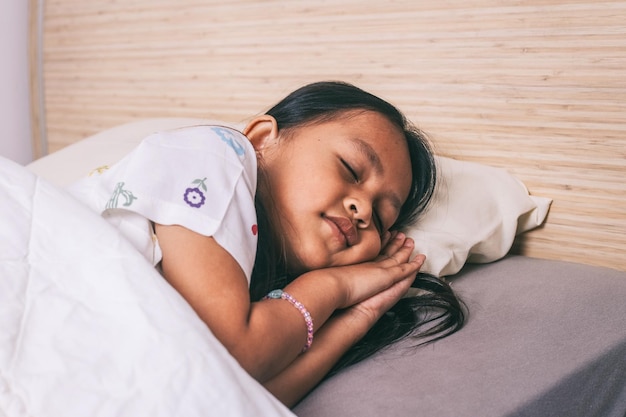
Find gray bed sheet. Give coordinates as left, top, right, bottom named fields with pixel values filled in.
left=294, top=255, right=626, bottom=417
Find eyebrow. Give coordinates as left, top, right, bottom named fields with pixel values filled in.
left=351, top=137, right=383, bottom=175
left=350, top=137, right=404, bottom=211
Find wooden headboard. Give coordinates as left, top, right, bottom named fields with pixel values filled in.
left=30, top=0, right=625, bottom=271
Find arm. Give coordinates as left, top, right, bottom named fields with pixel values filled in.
left=263, top=239, right=423, bottom=406
left=155, top=223, right=421, bottom=383
left=155, top=223, right=329, bottom=381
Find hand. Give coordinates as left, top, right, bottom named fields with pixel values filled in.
left=349, top=232, right=425, bottom=323
left=323, top=231, right=425, bottom=309
left=307, top=233, right=425, bottom=351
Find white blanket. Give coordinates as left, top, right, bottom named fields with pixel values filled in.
left=0, top=156, right=294, bottom=417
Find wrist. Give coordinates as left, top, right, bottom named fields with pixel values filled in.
left=297, top=268, right=348, bottom=309
left=264, top=289, right=314, bottom=352
left=331, top=306, right=379, bottom=342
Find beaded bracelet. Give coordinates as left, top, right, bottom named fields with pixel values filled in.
left=264, top=289, right=314, bottom=352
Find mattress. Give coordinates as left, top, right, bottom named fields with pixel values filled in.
left=295, top=255, right=626, bottom=417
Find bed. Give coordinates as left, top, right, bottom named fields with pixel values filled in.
left=3, top=1, right=625, bottom=416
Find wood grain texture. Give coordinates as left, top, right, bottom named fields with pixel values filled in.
left=28, top=0, right=46, bottom=158
left=37, top=0, right=626, bottom=271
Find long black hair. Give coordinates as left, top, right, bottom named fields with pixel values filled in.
left=249, top=81, right=466, bottom=375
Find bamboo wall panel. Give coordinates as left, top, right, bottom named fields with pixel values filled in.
left=38, top=0, right=626, bottom=271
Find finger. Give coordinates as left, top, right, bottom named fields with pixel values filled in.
left=392, top=251, right=424, bottom=276
left=356, top=274, right=417, bottom=315
left=379, top=244, right=424, bottom=281
left=411, top=253, right=426, bottom=266
left=384, top=235, right=415, bottom=264
left=388, top=273, right=418, bottom=298
left=379, top=230, right=398, bottom=253
left=380, top=230, right=392, bottom=249
left=379, top=231, right=408, bottom=257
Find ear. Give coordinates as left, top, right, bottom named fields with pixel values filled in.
left=243, top=115, right=279, bottom=152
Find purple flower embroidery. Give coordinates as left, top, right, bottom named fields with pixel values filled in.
left=184, top=187, right=205, bottom=208
left=184, top=178, right=208, bottom=208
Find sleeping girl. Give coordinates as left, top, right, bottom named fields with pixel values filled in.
left=69, top=81, right=465, bottom=406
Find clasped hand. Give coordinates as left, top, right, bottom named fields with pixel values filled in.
left=327, top=231, right=426, bottom=323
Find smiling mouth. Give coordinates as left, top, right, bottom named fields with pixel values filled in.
left=325, top=215, right=358, bottom=247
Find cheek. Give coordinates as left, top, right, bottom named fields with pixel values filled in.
left=358, top=233, right=383, bottom=261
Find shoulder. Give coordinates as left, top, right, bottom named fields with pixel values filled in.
left=138, top=125, right=257, bottom=183
left=145, top=125, right=254, bottom=159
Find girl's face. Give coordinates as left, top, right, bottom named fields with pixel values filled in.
left=247, top=110, right=412, bottom=274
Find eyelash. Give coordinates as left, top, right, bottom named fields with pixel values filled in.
left=341, top=159, right=384, bottom=235
left=341, top=159, right=359, bottom=183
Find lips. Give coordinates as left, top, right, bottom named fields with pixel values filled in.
left=325, top=215, right=358, bottom=247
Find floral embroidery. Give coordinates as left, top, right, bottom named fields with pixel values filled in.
left=107, top=182, right=137, bottom=209
left=212, top=127, right=245, bottom=156
left=89, top=165, right=110, bottom=176
left=184, top=178, right=207, bottom=208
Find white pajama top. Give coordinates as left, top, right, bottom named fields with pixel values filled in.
left=68, top=125, right=258, bottom=283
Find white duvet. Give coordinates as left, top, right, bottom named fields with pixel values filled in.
left=0, top=156, right=294, bottom=416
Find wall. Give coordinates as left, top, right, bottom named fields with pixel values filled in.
left=39, top=1, right=626, bottom=271
left=0, top=1, right=33, bottom=164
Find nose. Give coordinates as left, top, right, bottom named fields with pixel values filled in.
left=345, top=197, right=372, bottom=229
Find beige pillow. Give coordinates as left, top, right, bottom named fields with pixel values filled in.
left=28, top=118, right=551, bottom=277
left=405, top=156, right=551, bottom=276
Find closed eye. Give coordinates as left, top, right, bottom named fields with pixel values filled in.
left=341, top=159, right=359, bottom=183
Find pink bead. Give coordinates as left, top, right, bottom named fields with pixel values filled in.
left=264, top=289, right=314, bottom=352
